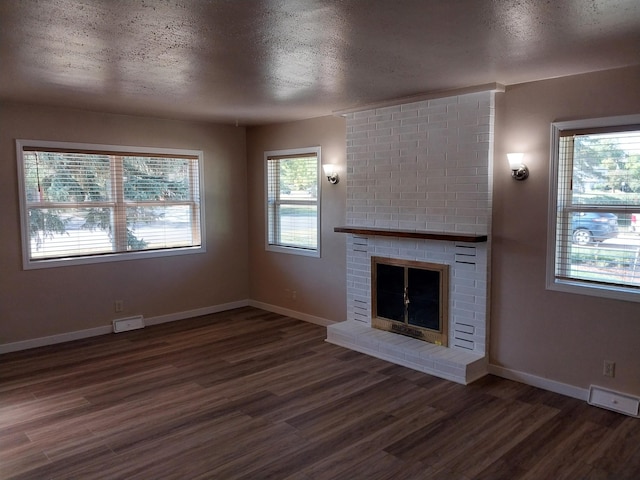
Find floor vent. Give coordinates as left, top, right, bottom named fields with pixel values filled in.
left=588, top=385, right=640, bottom=417
left=112, top=315, right=145, bottom=333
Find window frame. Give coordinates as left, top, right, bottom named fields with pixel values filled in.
left=16, top=139, right=206, bottom=270
left=264, top=146, right=321, bottom=257
left=546, top=114, right=640, bottom=302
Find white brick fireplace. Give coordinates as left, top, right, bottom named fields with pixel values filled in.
left=327, top=89, right=497, bottom=384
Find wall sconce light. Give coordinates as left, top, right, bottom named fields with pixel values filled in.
left=323, top=164, right=339, bottom=184
left=507, top=153, right=529, bottom=181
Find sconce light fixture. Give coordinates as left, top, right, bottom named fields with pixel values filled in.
left=323, top=164, right=339, bottom=184
left=507, top=153, right=529, bottom=181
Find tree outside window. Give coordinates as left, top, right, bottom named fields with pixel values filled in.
left=265, top=147, right=320, bottom=257
left=549, top=116, right=640, bottom=301
left=17, top=140, right=204, bottom=269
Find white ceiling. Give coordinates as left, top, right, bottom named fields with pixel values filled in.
left=1, top=0, right=639, bottom=125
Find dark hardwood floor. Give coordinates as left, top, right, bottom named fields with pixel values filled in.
left=1, top=307, right=638, bottom=479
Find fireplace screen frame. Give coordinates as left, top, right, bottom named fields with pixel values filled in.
left=371, top=256, right=449, bottom=346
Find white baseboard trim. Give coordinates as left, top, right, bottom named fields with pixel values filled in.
left=0, top=325, right=113, bottom=355
left=144, top=300, right=250, bottom=327
left=488, top=364, right=589, bottom=401
left=0, top=302, right=596, bottom=405
left=0, top=299, right=250, bottom=355
left=247, top=300, right=335, bottom=327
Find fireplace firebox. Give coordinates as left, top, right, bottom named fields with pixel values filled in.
left=371, top=256, right=449, bottom=346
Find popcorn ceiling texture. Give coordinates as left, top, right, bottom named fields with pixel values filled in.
left=2, top=1, right=638, bottom=125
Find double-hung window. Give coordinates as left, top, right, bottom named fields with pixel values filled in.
left=265, top=147, right=320, bottom=257
left=17, top=140, right=205, bottom=269
left=547, top=115, right=640, bottom=301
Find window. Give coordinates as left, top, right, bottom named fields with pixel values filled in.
left=265, top=147, right=320, bottom=257
left=547, top=115, right=640, bottom=302
left=17, top=140, right=205, bottom=269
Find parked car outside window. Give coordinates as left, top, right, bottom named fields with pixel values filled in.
left=571, top=212, right=619, bottom=245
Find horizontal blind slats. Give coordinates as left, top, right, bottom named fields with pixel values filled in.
left=22, top=146, right=202, bottom=263
left=555, top=126, right=640, bottom=290
left=266, top=153, right=318, bottom=251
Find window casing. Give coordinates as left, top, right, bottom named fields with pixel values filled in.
left=17, top=140, right=205, bottom=269
left=547, top=115, right=640, bottom=302
left=265, top=147, right=320, bottom=257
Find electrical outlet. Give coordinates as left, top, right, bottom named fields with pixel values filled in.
left=114, top=300, right=124, bottom=313
left=603, top=360, right=615, bottom=377
left=292, top=290, right=297, bottom=300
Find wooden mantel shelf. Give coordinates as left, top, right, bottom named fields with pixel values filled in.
left=334, top=226, right=487, bottom=243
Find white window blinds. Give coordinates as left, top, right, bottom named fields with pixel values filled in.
left=265, top=148, right=320, bottom=256
left=17, top=140, right=204, bottom=268
left=551, top=122, right=640, bottom=296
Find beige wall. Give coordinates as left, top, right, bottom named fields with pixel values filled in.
left=492, top=65, right=640, bottom=395
left=0, top=102, right=249, bottom=344
left=246, top=116, right=347, bottom=322
left=4, top=67, right=639, bottom=399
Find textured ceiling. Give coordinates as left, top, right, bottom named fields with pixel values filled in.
left=1, top=0, right=639, bottom=125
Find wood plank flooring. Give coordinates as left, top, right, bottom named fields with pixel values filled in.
left=1, top=307, right=639, bottom=479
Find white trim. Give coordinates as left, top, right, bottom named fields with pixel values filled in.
left=332, top=82, right=506, bottom=117
left=23, top=246, right=207, bottom=270
left=0, top=299, right=602, bottom=404
left=550, top=114, right=640, bottom=132
left=547, top=277, right=640, bottom=303
left=16, top=139, right=206, bottom=270
left=264, top=146, right=322, bottom=258
left=266, top=244, right=321, bottom=258
left=248, top=300, right=335, bottom=327
left=488, top=364, right=589, bottom=401
left=0, top=325, right=113, bottom=354
left=144, top=300, right=249, bottom=327
left=0, top=300, right=249, bottom=354
left=546, top=121, right=562, bottom=293
left=546, top=114, right=640, bottom=303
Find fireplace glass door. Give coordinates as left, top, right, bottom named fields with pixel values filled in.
left=372, top=257, right=448, bottom=346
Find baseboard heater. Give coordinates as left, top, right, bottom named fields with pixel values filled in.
left=112, top=315, right=145, bottom=333
left=588, top=385, right=640, bottom=417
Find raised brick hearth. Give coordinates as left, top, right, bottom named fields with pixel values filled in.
left=327, top=90, right=495, bottom=384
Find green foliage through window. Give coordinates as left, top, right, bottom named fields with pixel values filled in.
left=265, top=147, right=320, bottom=256
left=18, top=141, right=204, bottom=268
left=549, top=116, right=640, bottom=301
